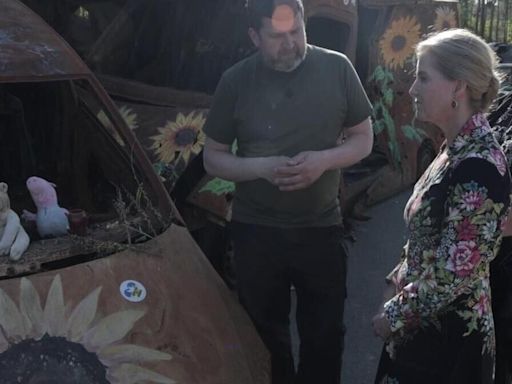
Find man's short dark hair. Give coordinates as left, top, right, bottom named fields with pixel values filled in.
left=246, top=0, right=304, bottom=31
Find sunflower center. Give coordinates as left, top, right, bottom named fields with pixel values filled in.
left=0, top=335, right=108, bottom=383
left=391, top=35, right=406, bottom=52
left=175, top=127, right=197, bottom=147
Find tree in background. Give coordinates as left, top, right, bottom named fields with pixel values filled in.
left=460, top=0, right=511, bottom=43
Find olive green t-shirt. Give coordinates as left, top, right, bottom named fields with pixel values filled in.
left=203, top=45, right=372, bottom=227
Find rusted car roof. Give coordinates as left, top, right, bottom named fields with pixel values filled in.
left=360, top=0, right=457, bottom=6
left=0, top=0, right=89, bottom=81
left=0, top=0, right=177, bottom=220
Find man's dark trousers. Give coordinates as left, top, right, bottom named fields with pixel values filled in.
left=232, top=222, right=347, bottom=384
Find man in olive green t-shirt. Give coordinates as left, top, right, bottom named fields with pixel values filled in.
left=203, top=0, right=373, bottom=383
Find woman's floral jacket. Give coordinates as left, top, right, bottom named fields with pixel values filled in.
left=384, top=113, right=511, bottom=356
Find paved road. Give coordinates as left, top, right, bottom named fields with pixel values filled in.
left=341, top=190, right=410, bottom=384
left=288, top=190, right=411, bottom=383
left=289, top=190, right=411, bottom=383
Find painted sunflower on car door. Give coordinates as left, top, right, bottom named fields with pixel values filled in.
left=150, top=111, right=206, bottom=165
left=0, top=274, right=174, bottom=383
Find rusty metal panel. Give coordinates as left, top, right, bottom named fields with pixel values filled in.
left=304, top=0, right=358, bottom=61
left=366, top=1, right=457, bottom=189
left=361, top=0, right=458, bottom=7
left=0, top=225, right=270, bottom=383
left=0, top=0, right=176, bottom=218
left=305, top=0, right=358, bottom=12
left=85, top=89, right=209, bottom=193
left=0, top=0, right=90, bottom=81
left=96, top=74, right=213, bottom=109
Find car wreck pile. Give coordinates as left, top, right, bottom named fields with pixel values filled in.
left=0, top=1, right=269, bottom=383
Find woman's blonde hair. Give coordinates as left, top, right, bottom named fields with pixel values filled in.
left=416, top=28, right=500, bottom=113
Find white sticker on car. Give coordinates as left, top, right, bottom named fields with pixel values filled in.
left=120, top=280, right=147, bottom=302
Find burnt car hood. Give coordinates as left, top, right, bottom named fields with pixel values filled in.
left=0, top=224, right=269, bottom=383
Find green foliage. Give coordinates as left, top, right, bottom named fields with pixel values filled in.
left=382, top=88, right=394, bottom=107
left=402, top=124, right=426, bottom=142
left=370, top=66, right=426, bottom=169
left=370, top=65, right=394, bottom=84
left=370, top=66, right=400, bottom=167
left=199, top=177, right=235, bottom=196
left=388, top=141, right=401, bottom=167
left=460, top=0, right=512, bottom=42
left=198, top=139, right=237, bottom=196
left=373, top=113, right=385, bottom=135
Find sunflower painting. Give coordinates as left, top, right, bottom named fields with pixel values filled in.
left=433, top=6, right=457, bottom=31
left=97, top=105, right=139, bottom=146
left=379, top=15, right=421, bottom=71
left=118, top=105, right=139, bottom=131
left=150, top=111, right=206, bottom=164
left=0, top=274, right=174, bottom=383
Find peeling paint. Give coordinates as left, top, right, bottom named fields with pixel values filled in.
left=0, top=0, right=89, bottom=78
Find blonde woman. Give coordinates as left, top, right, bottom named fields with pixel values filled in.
left=372, top=29, right=511, bottom=383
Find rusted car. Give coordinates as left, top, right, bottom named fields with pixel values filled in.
left=0, top=1, right=268, bottom=382
left=21, top=0, right=458, bottom=278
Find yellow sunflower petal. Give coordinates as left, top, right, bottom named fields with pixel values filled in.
left=151, top=126, right=180, bottom=163
left=98, top=344, right=172, bottom=366
left=66, top=286, right=102, bottom=342
left=97, top=110, right=112, bottom=128
left=180, top=149, right=191, bottom=163
left=0, top=288, right=27, bottom=339
left=434, top=6, right=457, bottom=31
left=191, top=112, right=206, bottom=129
left=19, top=277, right=44, bottom=338
left=43, top=274, right=66, bottom=337
left=119, top=106, right=138, bottom=130
left=158, top=122, right=178, bottom=134
left=107, top=363, right=175, bottom=384
left=175, top=113, right=187, bottom=126
left=191, top=138, right=205, bottom=156
left=82, top=309, right=145, bottom=351
left=379, top=15, right=421, bottom=70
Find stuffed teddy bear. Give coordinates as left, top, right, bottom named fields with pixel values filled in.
left=22, top=176, right=69, bottom=238
left=0, top=182, right=30, bottom=261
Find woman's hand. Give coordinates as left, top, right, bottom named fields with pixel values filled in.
left=372, top=282, right=395, bottom=341
left=380, top=282, right=396, bottom=309
left=372, top=311, right=392, bottom=341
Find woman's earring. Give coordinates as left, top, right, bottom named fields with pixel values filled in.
left=451, top=100, right=458, bottom=109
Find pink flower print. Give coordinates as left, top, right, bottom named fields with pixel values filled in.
left=501, top=209, right=511, bottom=232
left=418, top=268, right=437, bottom=293
left=491, top=148, right=507, bottom=176
left=474, top=292, right=490, bottom=317
left=403, top=308, right=421, bottom=330
left=456, top=217, right=477, bottom=241
left=447, top=240, right=481, bottom=277
left=453, top=136, right=466, bottom=151
left=460, top=191, right=484, bottom=211
left=403, top=282, right=418, bottom=297
left=469, top=113, right=487, bottom=132
left=461, top=115, right=478, bottom=134
left=406, top=194, right=422, bottom=220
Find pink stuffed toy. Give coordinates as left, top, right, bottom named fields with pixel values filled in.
left=22, top=176, right=69, bottom=237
